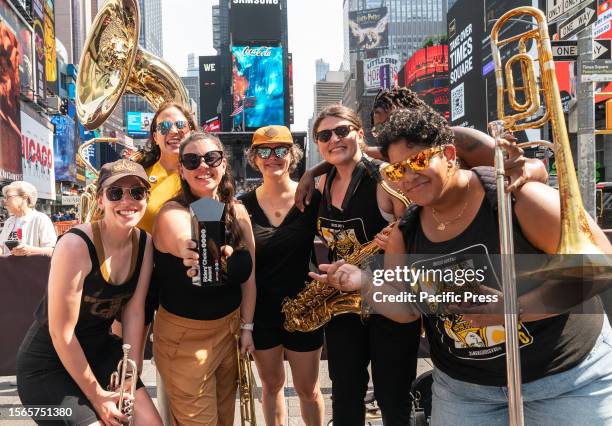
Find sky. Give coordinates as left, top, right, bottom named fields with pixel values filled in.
left=160, top=0, right=345, bottom=132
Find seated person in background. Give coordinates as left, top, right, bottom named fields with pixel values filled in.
left=0, top=181, right=56, bottom=256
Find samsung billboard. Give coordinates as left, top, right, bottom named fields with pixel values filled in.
left=231, top=46, right=285, bottom=129
left=230, top=0, right=282, bottom=43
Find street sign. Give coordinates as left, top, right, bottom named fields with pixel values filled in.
left=559, top=1, right=598, bottom=40
left=552, top=40, right=578, bottom=60
left=581, top=59, right=612, bottom=81
left=548, top=0, right=597, bottom=23
left=594, top=39, right=612, bottom=59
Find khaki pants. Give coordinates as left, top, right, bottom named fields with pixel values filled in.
left=153, top=306, right=239, bottom=426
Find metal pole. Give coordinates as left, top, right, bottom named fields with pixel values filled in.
left=489, top=121, right=525, bottom=426
left=577, top=26, right=596, bottom=217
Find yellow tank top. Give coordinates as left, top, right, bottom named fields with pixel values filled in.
left=138, top=161, right=182, bottom=234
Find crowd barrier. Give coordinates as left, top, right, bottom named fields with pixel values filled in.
left=53, top=220, right=78, bottom=236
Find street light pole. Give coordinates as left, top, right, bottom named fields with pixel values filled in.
left=577, top=25, right=596, bottom=217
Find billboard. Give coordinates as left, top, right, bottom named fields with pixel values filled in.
left=0, top=0, right=33, bottom=100
left=363, top=55, right=400, bottom=91
left=126, top=112, right=154, bottom=138
left=348, top=7, right=388, bottom=52
left=0, top=19, right=23, bottom=181
left=199, top=55, right=222, bottom=125
left=31, top=0, right=45, bottom=102
left=21, top=111, right=55, bottom=200
left=448, top=0, right=487, bottom=130
left=405, top=45, right=450, bottom=120
left=231, top=46, right=284, bottom=129
left=43, top=0, right=57, bottom=95
left=230, top=0, right=281, bottom=44
left=51, top=114, right=76, bottom=182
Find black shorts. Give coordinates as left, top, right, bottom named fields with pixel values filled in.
left=16, top=324, right=144, bottom=426
left=253, top=321, right=323, bottom=352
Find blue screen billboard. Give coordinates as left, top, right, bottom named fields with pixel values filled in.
left=51, top=115, right=76, bottom=182
left=231, top=46, right=284, bottom=129
left=126, top=112, right=154, bottom=138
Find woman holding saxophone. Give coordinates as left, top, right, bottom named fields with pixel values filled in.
left=240, top=125, right=325, bottom=426
left=16, top=159, right=162, bottom=426
left=153, top=132, right=256, bottom=426
left=311, top=104, right=421, bottom=426
left=313, top=108, right=612, bottom=425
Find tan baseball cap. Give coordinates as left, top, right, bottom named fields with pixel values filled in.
left=97, top=159, right=151, bottom=189
left=251, top=125, right=293, bottom=146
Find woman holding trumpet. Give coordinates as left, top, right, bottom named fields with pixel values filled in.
left=312, top=108, right=612, bottom=425
left=153, top=132, right=256, bottom=426
left=16, top=159, right=162, bottom=426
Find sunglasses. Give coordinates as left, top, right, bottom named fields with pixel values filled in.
left=255, top=146, right=290, bottom=160
left=105, top=186, right=148, bottom=202
left=181, top=151, right=224, bottom=170
left=156, top=120, right=191, bottom=136
left=315, top=125, right=356, bottom=143
left=382, top=146, right=446, bottom=182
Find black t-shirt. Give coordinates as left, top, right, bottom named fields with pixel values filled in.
left=317, top=159, right=389, bottom=261
left=400, top=176, right=603, bottom=386
left=240, top=189, right=320, bottom=325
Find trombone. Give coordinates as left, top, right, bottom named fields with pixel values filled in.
left=489, top=6, right=612, bottom=425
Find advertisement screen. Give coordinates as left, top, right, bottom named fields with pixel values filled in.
left=31, top=0, right=46, bottom=102
left=0, top=0, right=33, bottom=100
left=348, top=7, right=388, bottom=52
left=405, top=45, right=450, bottom=120
left=51, top=115, right=76, bottom=182
left=43, top=0, right=57, bottom=95
left=363, top=55, right=399, bottom=91
left=230, top=0, right=281, bottom=43
left=126, top=112, right=154, bottom=138
left=199, top=55, right=221, bottom=125
left=0, top=19, right=23, bottom=181
left=232, top=46, right=284, bottom=129
left=21, top=111, right=55, bottom=200
left=448, top=0, right=486, bottom=130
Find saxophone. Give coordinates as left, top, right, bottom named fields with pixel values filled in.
left=282, top=227, right=392, bottom=333
left=282, top=157, right=410, bottom=333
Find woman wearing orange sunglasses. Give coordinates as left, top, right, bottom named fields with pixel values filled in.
left=311, top=107, right=612, bottom=426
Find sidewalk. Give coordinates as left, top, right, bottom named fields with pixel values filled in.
left=0, top=359, right=433, bottom=425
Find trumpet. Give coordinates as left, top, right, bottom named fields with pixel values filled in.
left=108, top=344, right=138, bottom=425
left=236, top=335, right=257, bottom=425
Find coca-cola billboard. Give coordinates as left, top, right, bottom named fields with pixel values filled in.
left=230, top=0, right=282, bottom=44
left=239, top=46, right=273, bottom=57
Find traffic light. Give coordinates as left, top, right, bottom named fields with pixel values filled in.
left=59, top=98, right=69, bottom=115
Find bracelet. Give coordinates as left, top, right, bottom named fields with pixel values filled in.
left=240, top=323, right=254, bottom=331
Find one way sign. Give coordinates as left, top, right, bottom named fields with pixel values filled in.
left=594, top=39, right=612, bottom=60
left=559, top=1, right=597, bottom=40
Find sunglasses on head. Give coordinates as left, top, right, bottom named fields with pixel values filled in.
left=315, top=125, right=356, bottom=143
left=156, top=120, right=190, bottom=136
left=105, top=186, right=148, bottom=202
left=255, top=146, right=290, bottom=160
left=181, top=151, right=224, bottom=170
left=382, top=146, right=446, bottom=182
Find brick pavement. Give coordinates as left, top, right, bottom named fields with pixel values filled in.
left=0, top=359, right=433, bottom=425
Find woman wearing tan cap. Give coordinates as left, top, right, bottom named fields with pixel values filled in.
left=239, top=125, right=325, bottom=426
left=16, top=159, right=162, bottom=426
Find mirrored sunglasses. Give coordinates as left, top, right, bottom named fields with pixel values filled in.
left=156, top=120, right=190, bottom=136
left=255, top=146, right=290, bottom=160
left=382, top=146, right=446, bottom=182
left=181, top=151, right=224, bottom=170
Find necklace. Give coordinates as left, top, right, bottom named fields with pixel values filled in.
left=431, top=175, right=470, bottom=231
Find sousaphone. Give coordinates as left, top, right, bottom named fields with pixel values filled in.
left=76, top=0, right=190, bottom=222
